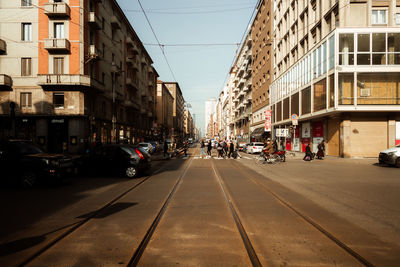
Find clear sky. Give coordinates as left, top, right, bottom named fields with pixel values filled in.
left=116, top=0, right=258, bottom=135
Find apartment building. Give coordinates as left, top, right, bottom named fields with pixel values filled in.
left=163, top=82, right=185, bottom=142
left=156, top=80, right=173, bottom=140
left=0, top=0, right=157, bottom=153
left=183, top=109, right=194, bottom=139
left=205, top=97, right=216, bottom=137
left=270, top=0, right=400, bottom=157
left=228, top=34, right=253, bottom=143
left=250, top=0, right=274, bottom=142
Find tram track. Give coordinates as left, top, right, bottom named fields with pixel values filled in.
left=226, top=159, right=375, bottom=267
left=17, top=158, right=176, bottom=267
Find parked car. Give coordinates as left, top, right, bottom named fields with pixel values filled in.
left=238, top=142, right=247, bottom=151
left=80, top=144, right=151, bottom=178
left=379, top=144, right=400, bottom=167
left=148, top=141, right=159, bottom=152
left=138, top=142, right=155, bottom=154
left=0, top=140, right=74, bottom=187
left=246, top=142, right=264, bottom=154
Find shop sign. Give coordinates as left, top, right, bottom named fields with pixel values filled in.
left=276, top=128, right=289, bottom=137
left=293, top=138, right=300, bottom=151
left=302, top=137, right=310, bottom=152
left=265, top=110, right=272, bottom=132
left=51, top=119, right=65, bottom=124
left=301, top=122, right=311, bottom=138
left=313, top=121, right=324, bottom=137
left=291, top=114, right=298, bottom=126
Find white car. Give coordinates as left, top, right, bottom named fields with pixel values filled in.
left=246, top=142, right=264, bottom=154
left=379, top=144, right=400, bottom=167
left=138, top=142, right=154, bottom=154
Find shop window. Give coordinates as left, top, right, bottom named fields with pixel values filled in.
left=314, top=78, right=327, bottom=112
left=388, top=33, right=400, bottom=65
left=53, top=93, right=64, bottom=109
left=301, top=86, right=311, bottom=115
left=339, top=34, right=354, bottom=65
left=338, top=73, right=354, bottom=105
left=372, top=33, right=386, bottom=65
left=357, top=73, right=400, bottom=105
left=291, top=92, right=299, bottom=116
left=329, top=74, right=335, bottom=108
left=21, top=92, right=32, bottom=108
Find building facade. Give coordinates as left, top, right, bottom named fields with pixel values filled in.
left=270, top=0, right=400, bottom=157
left=156, top=80, right=174, bottom=140
left=205, top=97, right=217, bottom=137
left=0, top=0, right=157, bottom=153
left=250, top=0, right=274, bottom=141
left=163, top=82, right=184, bottom=142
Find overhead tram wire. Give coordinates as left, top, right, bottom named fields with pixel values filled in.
left=137, top=0, right=178, bottom=82
left=143, top=43, right=241, bottom=47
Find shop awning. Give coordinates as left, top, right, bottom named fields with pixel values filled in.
left=250, top=127, right=266, bottom=138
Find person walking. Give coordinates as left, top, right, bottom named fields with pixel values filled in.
left=228, top=141, right=234, bottom=158
left=303, top=143, right=313, bottom=161
left=200, top=139, right=206, bottom=158
left=207, top=140, right=212, bottom=157
left=316, top=140, right=325, bottom=159
left=183, top=141, right=188, bottom=157
left=163, top=140, right=169, bottom=158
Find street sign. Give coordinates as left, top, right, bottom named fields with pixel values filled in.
left=291, top=113, right=298, bottom=126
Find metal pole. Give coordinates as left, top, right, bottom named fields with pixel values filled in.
left=112, top=71, right=116, bottom=143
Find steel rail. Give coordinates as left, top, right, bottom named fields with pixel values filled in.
left=18, top=161, right=170, bottom=267
left=127, top=153, right=195, bottom=266
left=230, top=161, right=375, bottom=267
left=211, top=161, right=262, bottom=267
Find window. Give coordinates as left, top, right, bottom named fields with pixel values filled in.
left=338, top=73, right=354, bottom=105
left=388, top=33, right=400, bottom=65
left=53, top=93, right=64, bottom=109
left=372, top=33, right=386, bottom=65
left=54, top=57, right=64, bottom=74
left=20, top=92, right=32, bottom=108
left=372, top=10, right=387, bottom=25
left=329, top=36, right=334, bottom=69
left=54, top=23, right=64, bottom=38
left=21, top=23, right=32, bottom=41
left=396, top=14, right=400, bottom=25
left=339, top=33, right=354, bottom=65
left=21, top=58, right=32, bottom=76
left=21, top=0, right=32, bottom=6
left=357, top=34, right=370, bottom=65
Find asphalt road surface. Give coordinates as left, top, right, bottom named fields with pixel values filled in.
left=1, top=146, right=399, bottom=266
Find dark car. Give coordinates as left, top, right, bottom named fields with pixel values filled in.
left=0, top=141, right=74, bottom=187
left=80, top=144, right=151, bottom=178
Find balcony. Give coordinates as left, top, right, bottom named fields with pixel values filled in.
left=126, top=77, right=138, bottom=89
left=233, top=87, right=239, bottom=93
left=141, top=89, right=146, bottom=97
left=38, top=74, right=91, bottom=90
left=141, top=56, right=147, bottom=65
left=148, top=80, right=154, bottom=86
left=148, top=96, right=154, bottom=102
left=44, top=38, right=70, bottom=53
left=126, top=55, right=136, bottom=65
left=126, top=37, right=134, bottom=47
left=89, top=45, right=99, bottom=59
left=110, top=15, right=121, bottom=29
left=140, top=108, right=146, bottom=114
left=147, top=111, right=153, bottom=117
left=88, top=12, right=101, bottom=29
left=44, top=2, right=70, bottom=18
left=243, top=85, right=250, bottom=92
left=0, top=39, right=6, bottom=54
left=0, top=74, right=13, bottom=90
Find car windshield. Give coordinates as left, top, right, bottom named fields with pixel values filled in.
left=254, top=143, right=264, bottom=146
left=140, top=143, right=148, bottom=147
left=121, top=146, right=135, bottom=155
left=11, top=142, right=43, bottom=155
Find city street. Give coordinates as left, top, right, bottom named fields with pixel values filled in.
left=1, top=147, right=400, bottom=266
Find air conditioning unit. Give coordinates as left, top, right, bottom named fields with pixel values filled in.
left=360, top=88, right=371, bottom=97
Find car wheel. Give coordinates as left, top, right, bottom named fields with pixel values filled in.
left=396, top=158, right=400, bottom=168
left=20, top=171, right=37, bottom=188
left=125, top=166, right=137, bottom=178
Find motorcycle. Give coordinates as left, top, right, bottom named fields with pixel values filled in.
left=256, top=149, right=286, bottom=164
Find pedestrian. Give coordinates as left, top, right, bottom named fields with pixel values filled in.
left=223, top=140, right=228, bottom=156
left=273, top=139, right=278, bottom=153
left=163, top=140, right=169, bottom=158
left=303, top=143, right=313, bottom=161
left=228, top=141, right=234, bottom=158
left=200, top=139, right=206, bottom=158
left=183, top=141, right=188, bottom=157
left=217, top=141, right=224, bottom=158
left=316, top=140, right=325, bottom=159
left=280, top=139, right=285, bottom=151
left=207, top=139, right=212, bottom=157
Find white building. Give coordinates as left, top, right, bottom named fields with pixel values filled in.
left=205, top=97, right=217, bottom=137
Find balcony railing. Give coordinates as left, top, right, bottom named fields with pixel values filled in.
left=0, top=74, right=13, bottom=90
left=126, top=77, right=138, bottom=89
left=88, top=12, right=101, bottom=29
left=38, top=74, right=91, bottom=89
left=44, top=38, right=70, bottom=53
left=110, top=15, right=121, bottom=29
left=0, top=39, right=6, bottom=54
left=44, top=2, right=70, bottom=17
left=89, top=45, right=99, bottom=59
